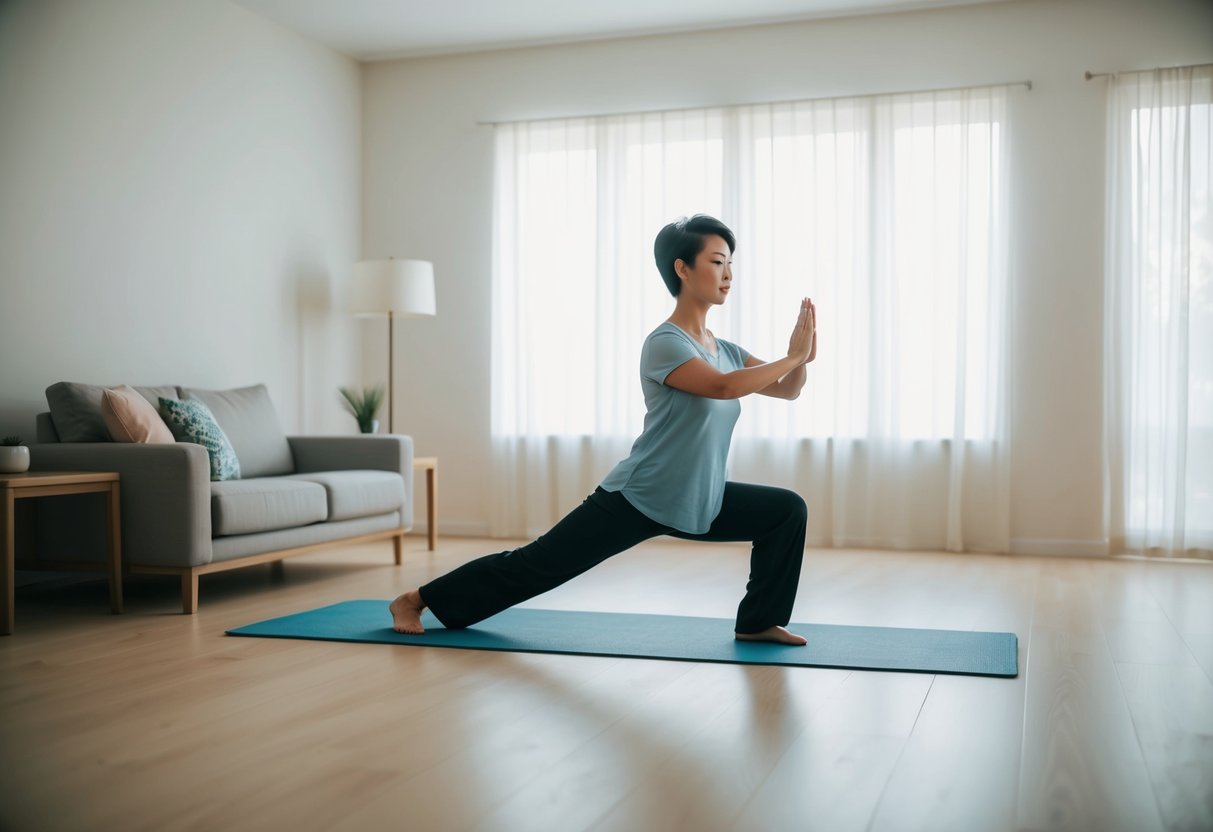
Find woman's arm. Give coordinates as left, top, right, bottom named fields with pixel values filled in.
left=664, top=298, right=815, bottom=400
left=664, top=353, right=806, bottom=400
left=745, top=355, right=807, bottom=400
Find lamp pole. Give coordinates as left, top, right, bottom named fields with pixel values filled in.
left=387, top=309, right=395, bottom=433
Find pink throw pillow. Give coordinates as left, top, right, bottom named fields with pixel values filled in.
left=101, top=385, right=175, bottom=444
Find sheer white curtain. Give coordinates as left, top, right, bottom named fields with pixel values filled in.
left=1103, top=65, right=1213, bottom=559
left=491, top=86, right=1016, bottom=552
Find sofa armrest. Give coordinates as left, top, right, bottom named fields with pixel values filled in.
left=28, top=442, right=213, bottom=568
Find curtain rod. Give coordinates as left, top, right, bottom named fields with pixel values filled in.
left=475, top=79, right=1032, bottom=127
left=1086, top=61, right=1213, bottom=81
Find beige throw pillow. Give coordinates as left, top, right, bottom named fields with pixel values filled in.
left=101, top=385, right=175, bottom=444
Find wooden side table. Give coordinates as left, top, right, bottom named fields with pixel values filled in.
left=413, top=457, right=438, bottom=551
left=0, top=471, right=122, bottom=635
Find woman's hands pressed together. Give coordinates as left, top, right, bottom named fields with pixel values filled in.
left=787, top=297, right=817, bottom=365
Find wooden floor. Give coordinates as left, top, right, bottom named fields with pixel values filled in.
left=1, top=536, right=1211, bottom=832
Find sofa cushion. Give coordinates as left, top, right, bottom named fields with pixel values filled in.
left=159, top=397, right=242, bottom=482
left=46, top=382, right=179, bottom=442
left=210, top=478, right=328, bottom=537
left=284, top=470, right=405, bottom=522
left=182, top=384, right=294, bottom=479
left=101, top=385, right=175, bottom=444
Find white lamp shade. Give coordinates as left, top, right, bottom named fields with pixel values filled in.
left=350, top=259, right=436, bottom=317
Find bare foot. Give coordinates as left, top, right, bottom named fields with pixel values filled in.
left=735, top=625, right=807, bottom=645
left=389, top=590, right=426, bottom=634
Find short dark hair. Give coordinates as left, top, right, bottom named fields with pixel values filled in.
left=653, top=214, right=736, bottom=297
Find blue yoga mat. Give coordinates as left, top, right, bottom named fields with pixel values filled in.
left=227, top=601, right=1018, bottom=677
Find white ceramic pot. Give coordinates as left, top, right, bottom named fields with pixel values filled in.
left=0, top=445, right=30, bottom=473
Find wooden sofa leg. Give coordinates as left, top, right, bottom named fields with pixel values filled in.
left=181, top=570, right=199, bottom=615
left=393, top=533, right=403, bottom=565
left=270, top=560, right=285, bottom=581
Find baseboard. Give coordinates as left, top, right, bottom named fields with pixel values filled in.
left=1008, top=538, right=1110, bottom=557
left=424, top=521, right=491, bottom=538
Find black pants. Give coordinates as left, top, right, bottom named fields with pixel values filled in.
left=419, top=483, right=807, bottom=634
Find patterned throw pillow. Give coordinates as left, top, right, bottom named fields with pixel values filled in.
left=158, top=397, right=241, bottom=482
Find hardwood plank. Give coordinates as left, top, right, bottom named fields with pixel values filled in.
left=1031, top=560, right=1103, bottom=637
left=332, top=654, right=708, bottom=830
left=725, top=670, right=934, bottom=831
left=868, top=675, right=1023, bottom=832
left=1092, top=560, right=1201, bottom=667
left=1144, top=562, right=1213, bottom=636
left=1115, top=661, right=1213, bottom=832
left=171, top=651, right=636, bottom=831
left=582, top=665, right=854, bottom=832
left=1016, top=621, right=1165, bottom=832
left=1102, top=617, right=1203, bottom=667
left=1140, top=561, right=1213, bottom=685
left=734, top=734, right=909, bottom=832
left=866, top=556, right=1037, bottom=832
left=1180, top=633, right=1213, bottom=685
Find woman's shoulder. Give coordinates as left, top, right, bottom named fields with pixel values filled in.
left=641, top=322, right=701, bottom=366
left=643, top=321, right=692, bottom=347
left=647, top=320, right=682, bottom=338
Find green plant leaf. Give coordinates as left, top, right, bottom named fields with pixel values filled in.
left=337, top=386, right=384, bottom=421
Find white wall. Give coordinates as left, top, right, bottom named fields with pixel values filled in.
left=362, top=0, right=1213, bottom=551
left=0, top=0, right=361, bottom=438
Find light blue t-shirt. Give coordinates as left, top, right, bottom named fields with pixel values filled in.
left=600, top=322, right=751, bottom=534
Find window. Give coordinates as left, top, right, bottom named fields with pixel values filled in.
left=1105, top=65, right=1213, bottom=555
left=493, top=91, right=1009, bottom=442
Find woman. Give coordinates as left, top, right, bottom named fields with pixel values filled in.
left=390, top=214, right=817, bottom=644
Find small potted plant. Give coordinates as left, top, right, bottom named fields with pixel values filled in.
left=339, top=386, right=385, bottom=434
left=0, top=436, right=30, bottom=473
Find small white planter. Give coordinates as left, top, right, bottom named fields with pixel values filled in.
left=0, top=445, right=30, bottom=473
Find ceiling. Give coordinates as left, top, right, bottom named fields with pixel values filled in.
left=233, top=0, right=1013, bottom=62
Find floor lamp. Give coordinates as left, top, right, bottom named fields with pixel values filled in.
left=350, top=258, right=437, bottom=433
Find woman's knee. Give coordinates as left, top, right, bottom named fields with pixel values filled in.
left=779, top=488, right=808, bottom=524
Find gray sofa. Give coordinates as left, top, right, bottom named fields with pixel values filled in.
left=28, top=382, right=413, bottom=613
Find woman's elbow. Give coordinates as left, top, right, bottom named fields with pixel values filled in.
left=715, top=378, right=743, bottom=400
